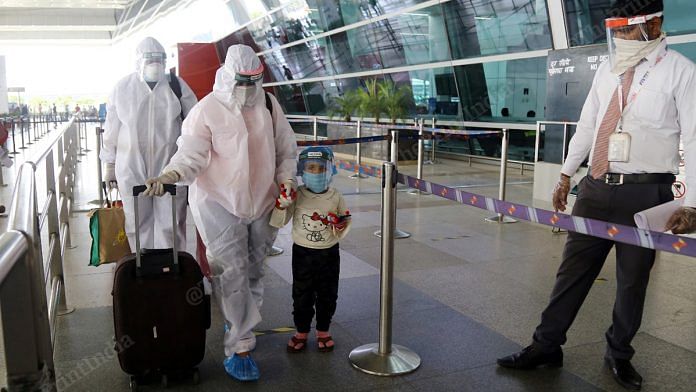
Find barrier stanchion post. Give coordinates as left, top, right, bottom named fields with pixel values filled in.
left=10, top=119, right=17, bottom=155
left=424, top=117, right=436, bottom=165
left=90, top=127, right=105, bottom=206
left=20, top=118, right=27, bottom=149
left=409, top=118, right=428, bottom=195
left=486, top=129, right=517, bottom=224
left=350, top=161, right=421, bottom=376
left=374, top=130, right=410, bottom=239
left=349, top=120, right=368, bottom=179
left=313, top=116, right=318, bottom=141
left=83, top=121, right=91, bottom=152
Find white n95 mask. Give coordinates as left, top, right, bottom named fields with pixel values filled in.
left=143, top=63, right=164, bottom=82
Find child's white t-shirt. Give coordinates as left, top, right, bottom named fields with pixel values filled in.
left=270, top=186, right=351, bottom=249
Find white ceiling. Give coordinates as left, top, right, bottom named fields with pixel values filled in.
left=0, top=0, right=192, bottom=44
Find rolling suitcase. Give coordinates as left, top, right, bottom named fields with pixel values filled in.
left=112, top=184, right=210, bottom=391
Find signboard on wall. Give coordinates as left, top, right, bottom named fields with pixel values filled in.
left=543, top=44, right=608, bottom=164
left=0, top=57, right=8, bottom=114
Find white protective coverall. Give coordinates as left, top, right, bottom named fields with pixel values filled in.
left=162, top=45, right=297, bottom=355
left=101, top=37, right=198, bottom=249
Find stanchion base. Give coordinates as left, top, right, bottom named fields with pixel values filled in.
left=88, top=199, right=104, bottom=206
left=57, top=307, right=75, bottom=316
left=485, top=215, right=517, bottom=224
left=407, top=189, right=430, bottom=196
left=374, top=229, right=411, bottom=239
left=269, top=246, right=284, bottom=256
left=349, top=343, right=421, bottom=376
left=84, top=148, right=92, bottom=152
left=349, top=173, right=369, bottom=179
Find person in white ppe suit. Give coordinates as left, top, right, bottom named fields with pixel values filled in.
left=101, top=37, right=198, bottom=249
left=144, top=44, right=298, bottom=382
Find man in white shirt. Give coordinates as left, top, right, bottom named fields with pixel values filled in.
left=497, top=1, right=696, bottom=390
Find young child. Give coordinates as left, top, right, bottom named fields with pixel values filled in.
left=270, top=146, right=351, bottom=353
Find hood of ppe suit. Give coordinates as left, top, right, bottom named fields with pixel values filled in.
left=135, top=37, right=167, bottom=83
left=213, top=44, right=264, bottom=108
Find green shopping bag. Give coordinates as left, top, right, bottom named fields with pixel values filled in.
left=88, top=186, right=131, bottom=266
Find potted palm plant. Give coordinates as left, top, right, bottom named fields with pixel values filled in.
left=327, top=89, right=360, bottom=122
left=379, top=81, right=414, bottom=162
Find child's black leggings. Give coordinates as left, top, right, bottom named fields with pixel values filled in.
left=291, top=243, right=340, bottom=333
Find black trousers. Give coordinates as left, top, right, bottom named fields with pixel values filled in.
left=533, top=176, right=673, bottom=360
left=292, top=243, right=340, bottom=333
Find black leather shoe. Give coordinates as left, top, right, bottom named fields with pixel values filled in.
left=605, top=357, right=642, bottom=390
left=497, top=345, right=563, bottom=369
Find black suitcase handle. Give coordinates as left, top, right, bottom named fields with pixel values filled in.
left=133, top=184, right=176, bottom=197
left=132, top=184, right=179, bottom=275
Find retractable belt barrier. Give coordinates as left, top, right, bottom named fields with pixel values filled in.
left=297, top=134, right=421, bottom=147
left=330, top=159, right=696, bottom=258
left=399, top=173, right=696, bottom=258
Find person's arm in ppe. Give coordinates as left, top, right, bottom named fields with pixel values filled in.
left=269, top=94, right=298, bottom=197
left=329, top=193, right=351, bottom=239
left=667, top=65, right=696, bottom=234
left=553, top=65, right=601, bottom=212
left=101, top=85, right=121, bottom=189
left=145, top=104, right=212, bottom=196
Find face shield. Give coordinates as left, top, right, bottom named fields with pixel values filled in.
left=140, top=52, right=166, bottom=83
left=233, top=64, right=264, bottom=105
left=606, top=12, right=663, bottom=74
left=298, top=147, right=337, bottom=193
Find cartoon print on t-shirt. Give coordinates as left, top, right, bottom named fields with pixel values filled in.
left=302, top=212, right=329, bottom=242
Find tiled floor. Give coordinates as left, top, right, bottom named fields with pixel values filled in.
left=3, top=123, right=696, bottom=391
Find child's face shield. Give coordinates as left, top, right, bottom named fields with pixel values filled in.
left=606, top=12, right=662, bottom=67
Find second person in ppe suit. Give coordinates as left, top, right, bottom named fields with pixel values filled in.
left=101, top=37, right=198, bottom=249
left=144, top=44, right=298, bottom=382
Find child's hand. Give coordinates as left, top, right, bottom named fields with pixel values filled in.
left=327, top=212, right=351, bottom=231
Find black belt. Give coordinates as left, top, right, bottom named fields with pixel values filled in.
left=598, top=173, right=675, bottom=185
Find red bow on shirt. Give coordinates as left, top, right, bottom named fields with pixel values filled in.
left=311, top=212, right=329, bottom=225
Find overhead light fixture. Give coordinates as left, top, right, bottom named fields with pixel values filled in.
left=475, top=16, right=494, bottom=20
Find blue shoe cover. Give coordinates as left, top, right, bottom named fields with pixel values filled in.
left=224, top=324, right=229, bottom=333
left=223, top=354, right=260, bottom=381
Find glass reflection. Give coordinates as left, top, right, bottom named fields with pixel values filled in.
left=444, top=0, right=552, bottom=59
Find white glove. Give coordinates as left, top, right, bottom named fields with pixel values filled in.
left=144, top=171, right=180, bottom=197
left=275, top=179, right=297, bottom=209
left=104, top=163, right=117, bottom=189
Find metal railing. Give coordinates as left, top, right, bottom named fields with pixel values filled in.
left=0, top=119, right=79, bottom=391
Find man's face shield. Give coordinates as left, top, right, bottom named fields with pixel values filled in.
left=606, top=12, right=662, bottom=68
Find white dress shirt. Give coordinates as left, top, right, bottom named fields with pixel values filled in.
left=561, top=40, right=696, bottom=207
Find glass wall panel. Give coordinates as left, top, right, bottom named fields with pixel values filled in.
left=565, top=0, right=696, bottom=47
left=247, top=0, right=430, bottom=52
left=444, top=0, right=552, bottom=59
left=261, top=4, right=452, bottom=83
left=453, top=56, right=547, bottom=122
left=671, top=41, right=696, bottom=62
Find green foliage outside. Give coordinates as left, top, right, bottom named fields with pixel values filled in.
left=328, top=79, right=412, bottom=124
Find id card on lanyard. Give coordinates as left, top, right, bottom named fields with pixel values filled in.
left=609, top=47, right=668, bottom=162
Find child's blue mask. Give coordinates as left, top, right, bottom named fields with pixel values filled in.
left=302, top=172, right=330, bottom=193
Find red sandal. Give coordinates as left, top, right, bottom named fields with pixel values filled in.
left=287, top=335, right=307, bottom=353
left=317, top=335, right=335, bottom=352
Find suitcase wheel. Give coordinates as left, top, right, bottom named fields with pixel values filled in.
left=129, top=376, right=138, bottom=392
left=192, top=368, right=200, bottom=385
left=161, top=374, right=169, bottom=389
